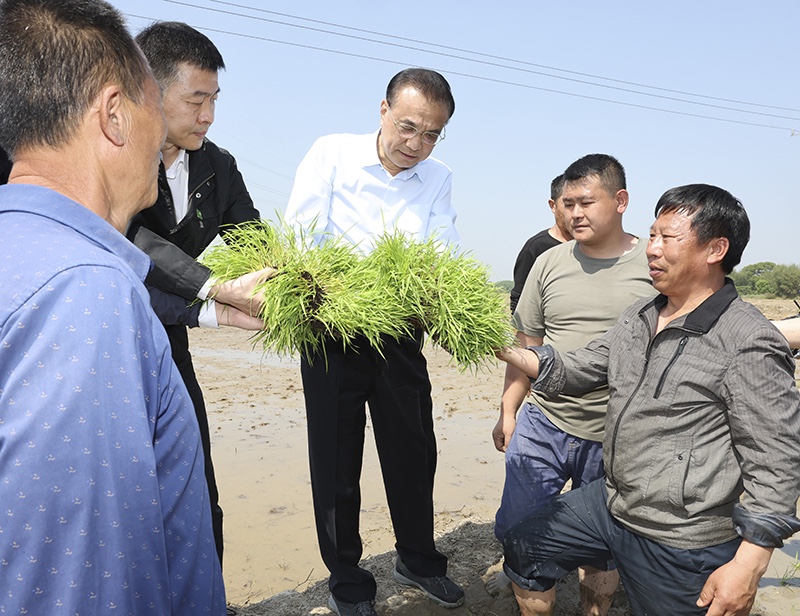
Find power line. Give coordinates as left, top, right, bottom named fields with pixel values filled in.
left=165, top=0, right=800, bottom=123
left=208, top=0, right=800, bottom=115
left=123, top=13, right=796, bottom=133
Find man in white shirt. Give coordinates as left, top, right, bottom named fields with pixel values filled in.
left=285, top=68, right=464, bottom=616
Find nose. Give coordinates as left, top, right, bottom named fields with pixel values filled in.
left=404, top=133, right=424, bottom=151
left=199, top=98, right=215, bottom=126
left=646, top=236, right=662, bottom=257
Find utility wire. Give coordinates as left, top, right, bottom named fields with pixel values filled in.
left=165, top=0, right=800, bottom=122
left=208, top=0, right=800, bottom=114
left=124, top=13, right=796, bottom=133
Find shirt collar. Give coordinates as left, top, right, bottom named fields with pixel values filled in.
left=0, top=184, right=152, bottom=281
left=164, top=149, right=188, bottom=180
left=642, top=278, right=738, bottom=334
left=360, top=130, right=429, bottom=182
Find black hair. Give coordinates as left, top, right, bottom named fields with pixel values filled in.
left=386, top=68, right=455, bottom=120
left=136, top=21, right=224, bottom=89
left=0, top=0, right=149, bottom=155
left=563, top=153, right=626, bottom=196
left=654, top=184, right=750, bottom=274
left=550, top=174, right=566, bottom=201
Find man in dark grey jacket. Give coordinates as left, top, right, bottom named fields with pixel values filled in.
left=497, top=184, right=800, bottom=616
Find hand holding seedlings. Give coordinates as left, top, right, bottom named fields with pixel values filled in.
left=210, top=266, right=278, bottom=318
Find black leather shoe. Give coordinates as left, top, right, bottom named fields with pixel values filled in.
left=328, top=594, right=378, bottom=616
left=393, top=557, right=465, bottom=608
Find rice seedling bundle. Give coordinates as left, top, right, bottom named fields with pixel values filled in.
left=366, top=231, right=515, bottom=370
left=203, top=221, right=410, bottom=357
left=202, top=221, right=515, bottom=369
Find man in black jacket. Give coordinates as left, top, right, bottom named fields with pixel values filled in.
left=126, top=21, right=264, bottom=567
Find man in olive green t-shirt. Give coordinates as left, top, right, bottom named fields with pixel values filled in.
left=492, top=154, right=655, bottom=616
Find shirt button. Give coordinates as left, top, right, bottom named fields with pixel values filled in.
left=195, top=193, right=202, bottom=198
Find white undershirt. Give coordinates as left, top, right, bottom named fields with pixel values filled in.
left=164, top=149, right=218, bottom=328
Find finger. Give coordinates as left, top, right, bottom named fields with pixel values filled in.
left=696, top=582, right=714, bottom=608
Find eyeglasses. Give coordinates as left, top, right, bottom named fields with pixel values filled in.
left=386, top=106, right=446, bottom=146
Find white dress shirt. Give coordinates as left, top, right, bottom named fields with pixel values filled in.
left=284, top=131, right=459, bottom=254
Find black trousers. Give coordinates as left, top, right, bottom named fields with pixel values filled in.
left=166, top=324, right=224, bottom=565
left=301, top=333, right=448, bottom=604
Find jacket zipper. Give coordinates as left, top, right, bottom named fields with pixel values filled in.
left=653, top=336, right=688, bottom=399
left=171, top=172, right=215, bottom=233
left=607, top=318, right=690, bottom=510
left=607, top=334, right=651, bottom=510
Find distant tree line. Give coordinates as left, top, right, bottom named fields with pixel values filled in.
left=729, top=262, right=800, bottom=298
left=497, top=263, right=800, bottom=299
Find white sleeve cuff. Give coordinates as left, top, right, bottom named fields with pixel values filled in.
left=197, top=276, right=216, bottom=301
left=198, top=299, right=219, bottom=328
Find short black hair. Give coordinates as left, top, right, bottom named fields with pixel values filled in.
left=563, top=154, right=626, bottom=196
left=136, top=21, right=224, bottom=89
left=386, top=68, right=455, bottom=120
left=550, top=174, right=566, bottom=201
left=654, top=184, right=750, bottom=274
left=0, top=0, right=149, bottom=155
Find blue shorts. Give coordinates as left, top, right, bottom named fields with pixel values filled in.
left=503, top=478, right=741, bottom=616
left=494, top=402, right=604, bottom=541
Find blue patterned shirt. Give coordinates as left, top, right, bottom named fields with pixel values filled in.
left=0, top=185, right=225, bottom=614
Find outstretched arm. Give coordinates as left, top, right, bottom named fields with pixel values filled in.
left=492, top=332, right=541, bottom=452
left=771, top=318, right=800, bottom=349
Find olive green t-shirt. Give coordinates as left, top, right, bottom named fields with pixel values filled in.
left=513, top=238, right=655, bottom=440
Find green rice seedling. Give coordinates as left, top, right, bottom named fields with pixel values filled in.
left=781, top=553, right=800, bottom=586
left=203, top=220, right=411, bottom=358
left=365, top=231, right=439, bottom=329
left=367, top=231, right=515, bottom=370
left=424, top=250, right=515, bottom=370
left=202, top=219, right=298, bottom=277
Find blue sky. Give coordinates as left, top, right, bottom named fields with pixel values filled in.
left=113, top=0, right=800, bottom=280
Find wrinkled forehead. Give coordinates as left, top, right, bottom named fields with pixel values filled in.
left=651, top=207, right=696, bottom=234
left=385, top=87, right=449, bottom=128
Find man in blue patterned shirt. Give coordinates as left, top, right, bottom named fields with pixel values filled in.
left=0, top=0, right=225, bottom=613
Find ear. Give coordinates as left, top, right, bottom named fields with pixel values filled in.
left=615, top=188, right=630, bottom=214
left=98, top=85, right=127, bottom=147
left=548, top=198, right=556, bottom=213
left=706, top=237, right=729, bottom=266
left=379, top=99, right=389, bottom=122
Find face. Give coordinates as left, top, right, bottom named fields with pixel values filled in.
left=161, top=62, right=219, bottom=153
left=124, top=74, right=167, bottom=216
left=377, top=86, right=449, bottom=176
left=548, top=194, right=572, bottom=239
left=646, top=209, right=719, bottom=298
left=560, top=175, right=627, bottom=246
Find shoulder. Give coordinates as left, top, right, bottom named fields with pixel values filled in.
left=722, top=297, right=785, bottom=340
left=310, top=132, right=370, bottom=156
left=532, top=240, right=577, bottom=272
left=194, top=138, right=237, bottom=170
left=295, top=133, right=372, bottom=173
left=0, top=210, right=148, bottom=328
left=523, top=230, right=560, bottom=253
left=418, top=154, right=452, bottom=175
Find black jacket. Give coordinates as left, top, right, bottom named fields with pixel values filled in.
left=128, top=139, right=260, bottom=301
left=0, top=147, right=11, bottom=185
